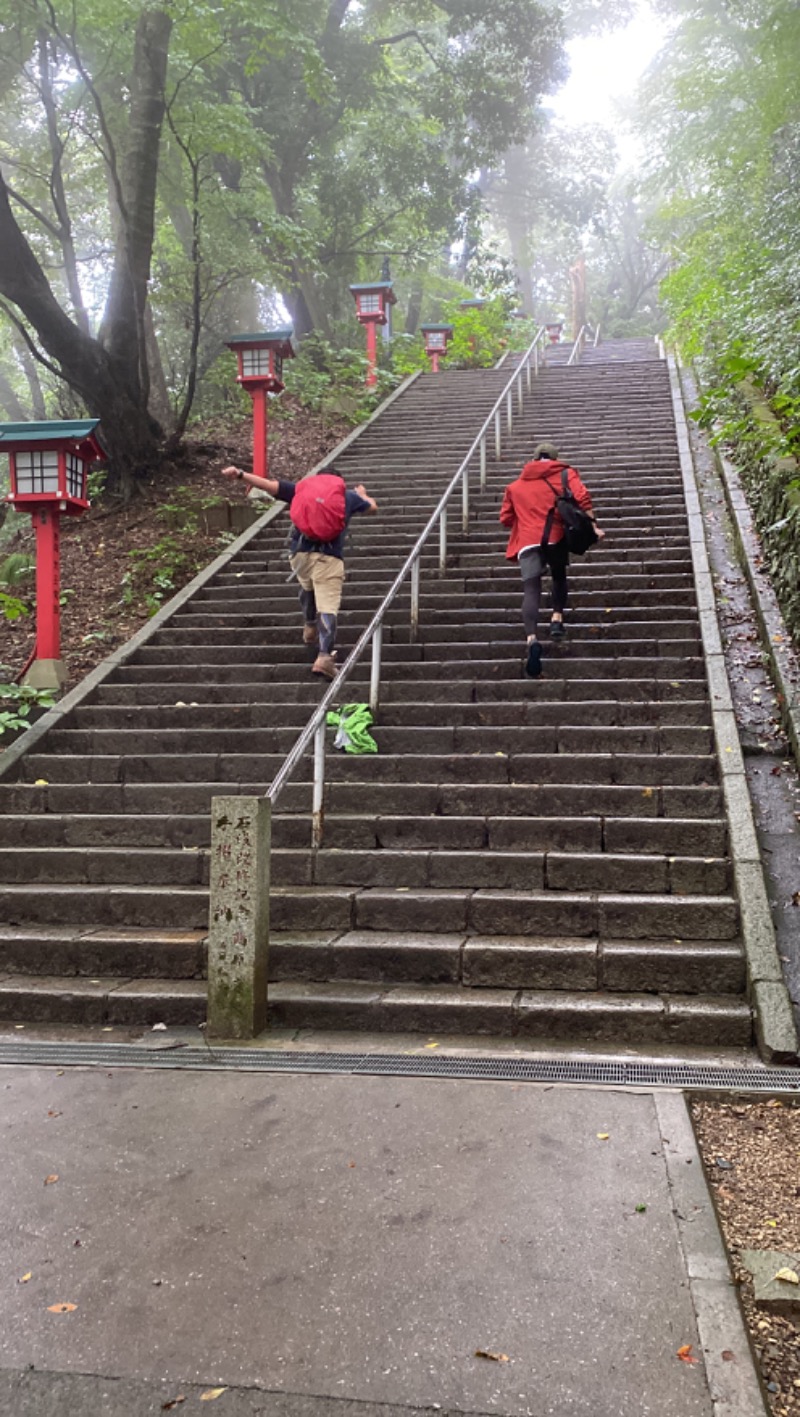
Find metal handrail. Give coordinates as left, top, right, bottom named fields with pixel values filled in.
left=265, top=324, right=548, bottom=844
left=567, top=324, right=587, bottom=367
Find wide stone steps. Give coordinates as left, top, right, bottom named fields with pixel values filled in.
left=0, top=347, right=753, bottom=1047
left=0, top=811, right=728, bottom=855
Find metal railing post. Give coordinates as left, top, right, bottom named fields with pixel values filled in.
left=480, top=436, right=487, bottom=491
left=369, top=623, right=383, bottom=714
left=312, top=719, right=326, bottom=849
left=410, top=557, right=420, bottom=642
left=527, top=356, right=532, bottom=392
left=439, top=504, right=448, bottom=576
left=494, top=410, right=501, bottom=459
left=462, top=463, right=469, bottom=533
left=506, top=390, right=513, bottom=433
left=517, top=372, right=524, bottom=411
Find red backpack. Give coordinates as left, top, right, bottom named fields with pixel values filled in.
left=290, top=473, right=347, bottom=543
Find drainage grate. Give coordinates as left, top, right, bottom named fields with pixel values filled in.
left=0, top=1041, right=798, bottom=1092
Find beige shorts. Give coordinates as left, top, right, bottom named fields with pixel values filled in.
left=291, top=551, right=345, bottom=615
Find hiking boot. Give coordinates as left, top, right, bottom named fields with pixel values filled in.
left=549, top=618, right=566, bottom=640
left=312, top=652, right=338, bottom=680
left=302, top=622, right=318, bottom=646
left=523, top=640, right=542, bottom=679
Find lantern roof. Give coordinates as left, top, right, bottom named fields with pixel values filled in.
left=349, top=281, right=397, bottom=303
left=0, top=416, right=104, bottom=456
left=226, top=329, right=295, bottom=354
left=0, top=418, right=102, bottom=448
left=420, top=323, right=454, bottom=334
left=459, top=298, right=486, bottom=309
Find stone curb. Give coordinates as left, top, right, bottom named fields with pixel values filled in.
left=713, top=447, right=800, bottom=770
left=0, top=370, right=422, bottom=784
left=654, top=1092, right=769, bottom=1416
left=667, top=357, right=798, bottom=1062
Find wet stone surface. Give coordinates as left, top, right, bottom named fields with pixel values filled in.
left=683, top=369, right=800, bottom=1030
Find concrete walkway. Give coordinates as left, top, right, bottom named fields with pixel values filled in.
left=0, top=1067, right=765, bottom=1417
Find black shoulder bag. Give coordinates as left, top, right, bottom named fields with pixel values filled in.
left=541, top=468, right=598, bottom=556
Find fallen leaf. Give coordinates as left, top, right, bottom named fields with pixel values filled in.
left=425, top=1041, right=439, bottom=1049
left=475, top=1350, right=509, bottom=1363
left=44, top=1174, right=59, bottom=1186
left=642, top=787, right=654, bottom=798
left=765, top=1219, right=778, bottom=1228
left=47, top=1110, right=62, bottom=1118
left=200, top=1390, right=227, bottom=1402
left=635, top=1204, right=647, bottom=1213
left=152, top=1022, right=168, bottom=1031
left=34, top=779, right=49, bottom=787
left=721, top=1350, right=735, bottom=1362
left=773, top=1268, right=800, bottom=1285
left=47, top=1303, right=77, bottom=1313
left=596, top=1133, right=610, bottom=1140
left=677, top=1344, right=698, bottom=1364
left=792, top=892, right=800, bottom=908
left=18, top=1272, right=32, bottom=1284
left=161, top=1398, right=186, bottom=1411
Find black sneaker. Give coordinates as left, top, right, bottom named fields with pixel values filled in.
left=524, top=641, right=542, bottom=678
left=549, top=619, right=565, bottom=640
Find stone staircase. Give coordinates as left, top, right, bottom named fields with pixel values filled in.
left=0, top=345, right=753, bottom=1047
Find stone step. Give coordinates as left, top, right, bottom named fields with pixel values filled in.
left=43, top=722, right=714, bottom=756
left=0, top=812, right=729, bottom=857
left=0, top=927, right=743, bottom=1000
left=265, top=980, right=752, bottom=1046
left=0, top=844, right=731, bottom=895
left=18, top=750, right=719, bottom=788
left=110, top=656, right=707, bottom=684
left=0, top=881, right=739, bottom=940
left=66, top=697, right=712, bottom=730
left=0, top=974, right=207, bottom=1026
left=86, top=676, right=707, bottom=705
left=0, top=780, right=725, bottom=820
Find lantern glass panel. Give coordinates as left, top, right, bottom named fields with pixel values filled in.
left=428, top=333, right=446, bottom=349
left=274, top=353, right=283, bottom=382
left=66, top=453, right=84, bottom=499
left=242, top=348, right=271, bottom=377
left=15, top=450, right=59, bottom=495
left=358, top=293, right=381, bottom=314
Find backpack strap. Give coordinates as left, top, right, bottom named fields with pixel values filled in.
left=541, top=477, right=561, bottom=547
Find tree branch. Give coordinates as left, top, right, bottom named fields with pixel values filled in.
left=0, top=300, right=64, bottom=382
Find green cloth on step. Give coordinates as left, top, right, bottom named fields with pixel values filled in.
left=326, top=702, right=378, bottom=755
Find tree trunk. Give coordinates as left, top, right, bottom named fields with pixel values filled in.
left=0, top=172, right=162, bottom=493
left=405, top=279, right=424, bottom=335
left=100, top=9, right=172, bottom=410
left=17, top=343, right=47, bottom=419
left=0, top=365, right=26, bottom=420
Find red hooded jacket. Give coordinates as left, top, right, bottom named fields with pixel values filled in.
left=499, top=459, right=594, bottom=560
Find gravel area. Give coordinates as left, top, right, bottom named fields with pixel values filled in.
left=693, top=1099, right=800, bottom=1414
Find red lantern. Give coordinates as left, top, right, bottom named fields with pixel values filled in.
left=1, top=419, right=105, bottom=689
left=226, top=330, right=295, bottom=481
left=420, top=324, right=454, bottom=374
left=349, top=282, right=396, bottom=387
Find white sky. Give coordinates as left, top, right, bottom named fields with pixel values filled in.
left=547, top=3, right=669, bottom=161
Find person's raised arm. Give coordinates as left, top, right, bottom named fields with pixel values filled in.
left=221, top=465, right=280, bottom=497
left=354, top=483, right=379, bottom=513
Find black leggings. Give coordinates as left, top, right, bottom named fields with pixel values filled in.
left=521, top=544, right=569, bottom=637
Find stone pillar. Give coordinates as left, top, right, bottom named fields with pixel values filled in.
left=207, top=795, right=270, bottom=1039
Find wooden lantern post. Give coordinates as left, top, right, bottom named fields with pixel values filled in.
left=226, top=330, right=295, bottom=480
left=349, top=281, right=396, bottom=388
left=1, top=419, right=104, bottom=690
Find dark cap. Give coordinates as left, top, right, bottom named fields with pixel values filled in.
left=532, top=441, right=559, bottom=460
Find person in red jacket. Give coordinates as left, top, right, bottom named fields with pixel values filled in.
left=499, top=441, right=604, bottom=678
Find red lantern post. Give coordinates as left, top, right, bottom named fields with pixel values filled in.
left=1, top=419, right=104, bottom=689
left=349, top=282, right=396, bottom=388
left=226, top=330, right=295, bottom=480
left=420, top=324, right=454, bottom=374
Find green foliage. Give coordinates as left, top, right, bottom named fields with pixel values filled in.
left=0, top=590, right=29, bottom=622
left=0, top=551, right=35, bottom=589
left=0, top=681, right=56, bottom=737
left=441, top=297, right=515, bottom=369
